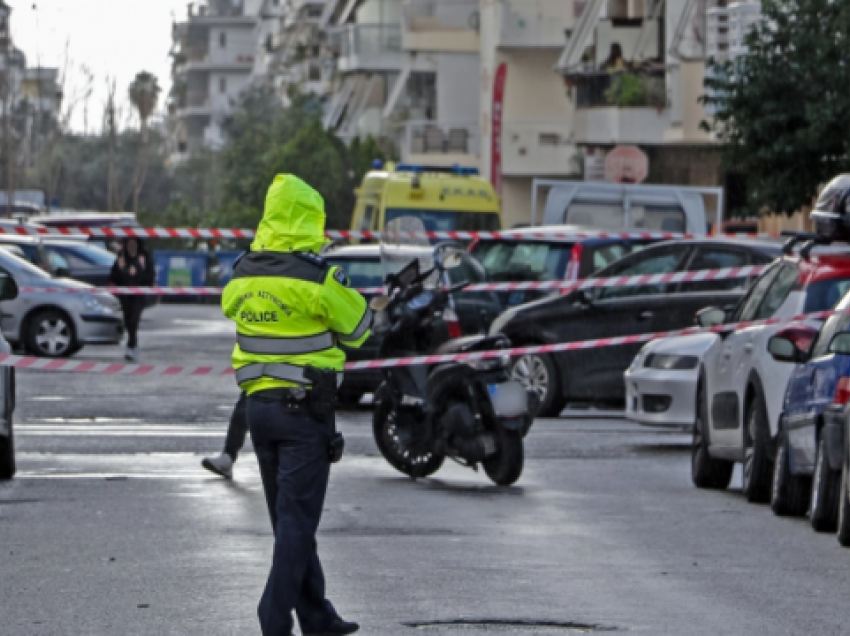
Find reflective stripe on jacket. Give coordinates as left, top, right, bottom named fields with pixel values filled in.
left=222, top=251, right=371, bottom=395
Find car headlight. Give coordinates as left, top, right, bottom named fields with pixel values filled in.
left=468, top=354, right=510, bottom=371
left=644, top=354, right=699, bottom=370
left=83, top=295, right=115, bottom=315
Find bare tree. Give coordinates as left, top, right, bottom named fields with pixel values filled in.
left=103, top=76, right=118, bottom=211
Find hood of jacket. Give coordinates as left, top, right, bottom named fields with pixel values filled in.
left=250, top=174, right=328, bottom=254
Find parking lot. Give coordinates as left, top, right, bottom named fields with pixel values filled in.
left=0, top=304, right=848, bottom=635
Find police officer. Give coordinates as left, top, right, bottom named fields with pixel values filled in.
left=222, top=175, right=370, bottom=636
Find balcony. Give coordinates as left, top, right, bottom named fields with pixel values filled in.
left=402, top=121, right=479, bottom=168
left=496, top=0, right=573, bottom=49
left=182, top=53, right=255, bottom=73
left=329, top=24, right=404, bottom=72
left=402, top=0, right=480, bottom=53
left=179, top=91, right=212, bottom=117
left=501, top=122, right=577, bottom=176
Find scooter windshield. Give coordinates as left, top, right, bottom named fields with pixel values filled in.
left=380, top=216, right=439, bottom=289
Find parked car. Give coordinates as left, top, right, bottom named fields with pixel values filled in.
left=465, top=225, right=659, bottom=333
left=0, top=247, right=123, bottom=357
left=691, top=251, right=850, bottom=502
left=624, top=333, right=718, bottom=429
left=0, top=269, right=18, bottom=480
left=0, top=235, right=116, bottom=285
left=489, top=238, right=781, bottom=416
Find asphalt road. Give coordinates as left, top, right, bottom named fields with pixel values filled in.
left=2, top=305, right=850, bottom=635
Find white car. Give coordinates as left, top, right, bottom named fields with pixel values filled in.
left=691, top=251, right=850, bottom=502
left=625, top=333, right=718, bottom=429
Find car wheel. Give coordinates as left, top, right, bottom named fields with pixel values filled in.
left=743, top=391, right=773, bottom=504
left=510, top=353, right=565, bottom=417
left=771, top=431, right=810, bottom=517
left=810, top=435, right=840, bottom=532
left=837, top=458, right=850, bottom=547
left=25, top=309, right=76, bottom=358
left=691, top=377, right=733, bottom=490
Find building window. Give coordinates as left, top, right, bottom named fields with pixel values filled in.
left=220, top=77, right=227, bottom=94
left=220, top=32, right=227, bottom=48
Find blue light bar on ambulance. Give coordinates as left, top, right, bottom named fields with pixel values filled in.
left=396, top=164, right=480, bottom=176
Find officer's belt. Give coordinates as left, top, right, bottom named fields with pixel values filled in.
left=237, top=331, right=334, bottom=355
left=234, top=362, right=343, bottom=387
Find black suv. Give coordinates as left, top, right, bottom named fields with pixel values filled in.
left=489, top=238, right=782, bottom=416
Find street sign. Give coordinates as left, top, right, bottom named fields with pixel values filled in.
left=605, top=145, right=648, bottom=184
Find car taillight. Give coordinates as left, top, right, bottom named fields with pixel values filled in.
left=835, top=377, right=850, bottom=405
left=444, top=307, right=463, bottom=338
left=562, top=243, right=582, bottom=295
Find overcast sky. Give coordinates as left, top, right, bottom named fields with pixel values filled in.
left=10, top=0, right=188, bottom=133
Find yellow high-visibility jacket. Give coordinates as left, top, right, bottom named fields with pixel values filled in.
left=222, top=175, right=371, bottom=395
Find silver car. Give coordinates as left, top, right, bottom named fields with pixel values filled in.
left=0, top=247, right=123, bottom=357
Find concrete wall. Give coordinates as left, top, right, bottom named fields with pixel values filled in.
left=209, top=71, right=253, bottom=112
left=208, top=26, right=256, bottom=63
left=435, top=53, right=479, bottom=122
left=501, top=176, right=535, bottom=228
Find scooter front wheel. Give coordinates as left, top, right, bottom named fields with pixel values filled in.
left=483, top=426, right=524, bottom=486
left=373, top=396, right=445, bottom=479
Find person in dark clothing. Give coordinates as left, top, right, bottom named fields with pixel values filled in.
left=109, top=237, right=155, bottom=361
left=202, top=392, right=248, bottom=479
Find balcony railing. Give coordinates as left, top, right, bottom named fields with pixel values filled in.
left=403, top=121, right=479, bottom=161
left=329, top=24, right=402, bottom=59
left=574, top=71, right=666, bottom=109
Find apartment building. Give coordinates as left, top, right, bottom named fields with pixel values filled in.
left=169, top=0, right=261, bottom=160
left=551, top=0, right=744, bottom=209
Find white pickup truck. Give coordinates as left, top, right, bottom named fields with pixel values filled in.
left=532, top=179, right=723, bottom=235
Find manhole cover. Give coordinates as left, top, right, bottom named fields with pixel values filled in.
left=404, top=619, right=616, bottom=633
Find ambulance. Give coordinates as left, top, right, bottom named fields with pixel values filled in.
left=350, top=164, right=502, bottom=233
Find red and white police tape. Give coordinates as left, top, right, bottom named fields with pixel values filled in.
left=19, top=264, right=769, bottom=296
left=0, top=307, right=836, bottom=376
left=0, top=225, right=778, bottom=241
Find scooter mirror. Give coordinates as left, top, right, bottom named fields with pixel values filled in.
left=370, top=296, right=391, bottom=312
left=442, top=251, right=463, bottom=270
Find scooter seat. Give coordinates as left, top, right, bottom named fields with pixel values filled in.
left=435, top=334, right=510, bottom=355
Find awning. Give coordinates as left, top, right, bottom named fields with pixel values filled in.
left=382, top=54, right=415, bottom=119
left=323, top=75, right=356, bottom=129
left=555, top=0, right=606, bottom=73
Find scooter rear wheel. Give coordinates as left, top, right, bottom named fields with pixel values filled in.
left=483, top=426, right=524, bottom=486
left=373, top=395, right=445, bottom=479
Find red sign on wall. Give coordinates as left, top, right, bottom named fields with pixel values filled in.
left=491, top=63, right=507, bottom=195
left=604, top=145, right=649, bottom=184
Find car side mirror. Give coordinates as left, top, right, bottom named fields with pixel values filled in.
left=576, top=288, right=594, bottom=307
left=0, top=272, right=18, bottom=302
left=696, top=306, right=726, bottom=328
left=53, top=266, right=70, bottom=278
left=370, top=295, right=390, bottom=312
left=829, top=332, right=850, bottom=355
left=768, top=325, right=818, bottom=363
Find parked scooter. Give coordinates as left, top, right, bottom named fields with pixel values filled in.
left=369, top=217, right=535, bottom=486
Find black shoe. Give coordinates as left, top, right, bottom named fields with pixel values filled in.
left=304, top=617, right=360, bottom=635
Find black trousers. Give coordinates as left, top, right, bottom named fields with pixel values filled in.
left=248, top=394, right=339, bottom=636
left=119, top=296, right=146, bottom=349
left=223, top=392, right=248, bottom=460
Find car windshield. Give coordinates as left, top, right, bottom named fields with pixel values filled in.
left=472, top=241, right=572, bottom=282
left=385, top=208, right=500, bottom=232
left=49, top=242, right=117, bottom=266
left=804, top=278, right=850, bottom=312
left=324, top=257, right=383, bottom=288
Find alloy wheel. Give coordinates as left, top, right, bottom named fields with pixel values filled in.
left=35, top=317, right=71, bottom=356
left=511, top=355, right=549, bottom=402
